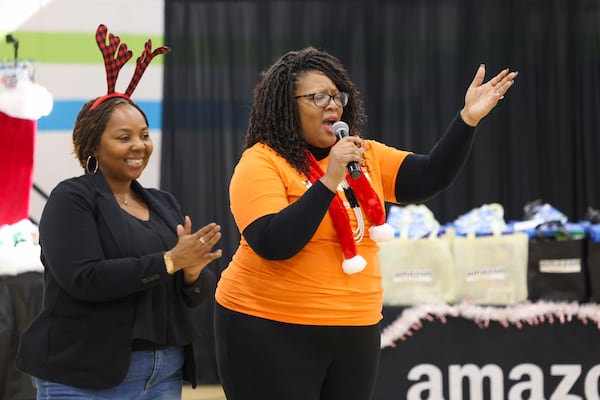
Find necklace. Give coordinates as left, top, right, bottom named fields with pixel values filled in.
left=115, top=194, right=129, bottom=206
left=341, top=180, right=365, bottom=242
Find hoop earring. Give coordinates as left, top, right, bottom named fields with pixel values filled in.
left=85, top=155, right=98, bottom=174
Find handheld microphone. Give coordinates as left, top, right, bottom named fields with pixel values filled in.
left=332, top=121, right=361, bottom=179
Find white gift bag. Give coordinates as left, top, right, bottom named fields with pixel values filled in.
left=452, top=231, right=528, bottom=305
left=378, top=232, right=456, bottom=305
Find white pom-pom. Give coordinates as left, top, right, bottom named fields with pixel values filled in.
left=0, top=80, right=53, bottom=120
left=369, top=223, right=395, bottom=242
left=342, top=255, right=367, bottom=274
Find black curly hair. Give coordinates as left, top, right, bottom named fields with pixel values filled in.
left=245, top=47, right=366, bottom=176
left=72, top=97, right=148, bottom=171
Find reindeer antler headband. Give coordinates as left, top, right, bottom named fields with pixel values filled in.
left=90, top=24, right=171, bottom=110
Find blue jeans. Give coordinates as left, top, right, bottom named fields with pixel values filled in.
left=34, top=347, right=184, bottom=400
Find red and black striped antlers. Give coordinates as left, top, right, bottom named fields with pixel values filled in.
left=126, top=38, right=171, bottom=96
left=90, top=24, right=171, bottom=109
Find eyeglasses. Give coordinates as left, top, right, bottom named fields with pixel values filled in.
left=295, top=92, right=349, bottom=108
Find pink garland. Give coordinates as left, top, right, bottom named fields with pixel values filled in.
left=380, top=301, right=600, bottom=349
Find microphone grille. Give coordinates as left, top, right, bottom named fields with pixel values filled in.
left=332, top=121, right=349, bottom=138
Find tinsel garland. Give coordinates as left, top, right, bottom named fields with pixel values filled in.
left=380, top=301, right=600, bottom=349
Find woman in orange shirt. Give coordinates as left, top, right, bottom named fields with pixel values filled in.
left=215, top=47, right=517, bottom=400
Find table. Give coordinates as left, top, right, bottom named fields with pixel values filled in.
left=374, top=304, right=600, bottom=399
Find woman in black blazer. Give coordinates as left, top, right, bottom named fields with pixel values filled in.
left=15, top=94, right=222, bottom=399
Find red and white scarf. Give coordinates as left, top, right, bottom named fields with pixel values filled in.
left=306, top=151, right=394, bottom=274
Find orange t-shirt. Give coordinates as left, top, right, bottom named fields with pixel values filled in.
left=215, top=141, right=410, bottom=326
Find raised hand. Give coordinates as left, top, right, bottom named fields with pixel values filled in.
left=460, top=64, right=519, bottom=127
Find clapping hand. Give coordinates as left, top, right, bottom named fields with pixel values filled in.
left=169, top=216, right=222, bottom=285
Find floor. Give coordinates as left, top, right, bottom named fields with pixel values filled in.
left=182, top=385, right=226, bottom=400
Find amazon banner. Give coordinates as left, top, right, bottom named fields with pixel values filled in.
left=375, top=305, right=600, bottom=399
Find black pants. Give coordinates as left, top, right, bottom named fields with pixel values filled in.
left=214, top=302, right=381, bottom=400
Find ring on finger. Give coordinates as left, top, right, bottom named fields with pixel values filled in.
left=199, top=237, right=206, bottom=244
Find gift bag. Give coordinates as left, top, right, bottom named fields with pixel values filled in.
left=527, top=221, right=588, bottom=302
left=452, top=231, right=529, bottom=305
left=586, top=225, right=600, bottom=302
left=378, top=232, right=455, bottom=305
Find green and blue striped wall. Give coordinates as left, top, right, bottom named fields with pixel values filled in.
left=0, top=30, right=166, bottom=132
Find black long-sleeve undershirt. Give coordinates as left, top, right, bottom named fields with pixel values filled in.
left=243, top=111, right=476, bottom=260
left=394, top=111, right=476, bottom=203
left=244, top=181, right=335, bottom=260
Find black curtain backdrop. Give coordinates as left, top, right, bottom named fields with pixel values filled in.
left=160, top=0, right=600, bottom=384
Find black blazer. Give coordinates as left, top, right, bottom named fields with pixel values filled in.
left=15, top=172, right=214, bottom=389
